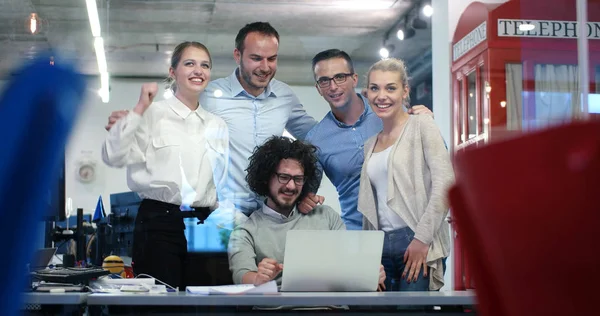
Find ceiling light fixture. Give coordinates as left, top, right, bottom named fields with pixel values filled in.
left=422, top=4, right=433, bottom=17
left=94, top=37, right=107, bottom=73
left=86, top=0, right=109, bottom=103
left=403, top=27, right=416, bottom=40
left=379, top=44, right=394, bottom=59
left=412, top=16, right=428, bottom=29
left=28, top=13, right=39, bottom=34
left=85, top=0, right=101, bottom=37
left=379, top=47, right=390, bottom=59
left=25, top=13, right=47, bottom=35
left=97, top=72, right=109, bottom=103
left=397, top=29, right=405, bottom=40
left=378, top=1, right=424, bottom=58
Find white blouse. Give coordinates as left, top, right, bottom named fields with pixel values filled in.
left=102, top=97, right=230, bottom=210
left=367, top=146, right=408, bottom=232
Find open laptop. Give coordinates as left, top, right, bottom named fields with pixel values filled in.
left=280, top=230, right=384, bottom=292
left=29, top=248, right=57, bottom=271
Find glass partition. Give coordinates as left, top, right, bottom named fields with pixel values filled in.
left=505, top=64, right=524, bottom=130
left=467, top=71, right=477, bottom=139
left=532, top=64, right=580, bottom=129
left=458, top=78, right=464, bottom=143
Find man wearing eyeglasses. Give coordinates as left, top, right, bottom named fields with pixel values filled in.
left=301, top=49, right=432, bottom=230
left=228, top=136, right=347, bottom=286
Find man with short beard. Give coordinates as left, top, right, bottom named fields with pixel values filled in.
left=200, top=22, right=319, bottom=217
left=227, top=136, right=344, bottom=286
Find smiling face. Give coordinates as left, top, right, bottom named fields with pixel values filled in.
left=234, top=32, right=279, bottom=97
left=314, top=57, right=358, bottom=111
left=169, top=46, right=211, bottom=97
left=366, top=70, right=409, bottom=120
left=266, top=158, right=304, bottom=214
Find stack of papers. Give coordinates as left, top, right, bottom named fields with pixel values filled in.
left=186, top=280, right=278, bottom=295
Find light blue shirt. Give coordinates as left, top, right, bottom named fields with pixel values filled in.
left=201, top=70, right=317, bottom=215
left=305, top=94, right=383, bottom=230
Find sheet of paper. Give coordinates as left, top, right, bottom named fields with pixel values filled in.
left=186, top=280, right=277, bottom=295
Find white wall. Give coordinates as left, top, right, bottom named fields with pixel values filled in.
left=64, top=78, right=341, bottom=216
left=432, top=0, right=453, bottom=147
left=66, top=78, right=134, bottom=215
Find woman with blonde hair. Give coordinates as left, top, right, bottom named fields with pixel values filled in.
left=358, top=58, right=454, bottom=291
left=102, top=41, right=231, bottom=289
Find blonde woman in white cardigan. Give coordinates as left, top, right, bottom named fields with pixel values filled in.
left=357, top=58, right=454, bottom=291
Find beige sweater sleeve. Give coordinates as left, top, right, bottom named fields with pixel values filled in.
left=413, top=116, right=455, bottom=246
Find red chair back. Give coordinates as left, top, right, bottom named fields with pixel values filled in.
left=450, top=121, right=600, bottom=316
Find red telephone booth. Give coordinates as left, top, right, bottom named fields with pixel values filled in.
left=450, top=0, right=600, bottom=290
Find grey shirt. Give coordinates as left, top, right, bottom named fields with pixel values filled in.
left=227, top=203, right=346, bottom=284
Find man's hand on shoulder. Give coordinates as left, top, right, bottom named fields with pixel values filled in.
left=361, top=88, right=368, bottom=98
left=297, top=193, right=325, bottom=214
left=408, top=105, right=433, bottom=117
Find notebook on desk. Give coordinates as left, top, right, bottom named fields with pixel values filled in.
left=280, top=230, right=384, bottom=292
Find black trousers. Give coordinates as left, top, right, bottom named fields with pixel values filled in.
left=131, top=199, right=189, bottom=290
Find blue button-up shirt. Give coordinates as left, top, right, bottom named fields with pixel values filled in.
left=305, top=94, right=383, bottom=230
left=200, top=70, right=317, bottom=215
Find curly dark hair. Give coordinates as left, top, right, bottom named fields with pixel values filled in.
left=245, top=136, right=320, bottom=203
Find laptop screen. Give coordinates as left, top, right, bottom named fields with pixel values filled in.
left=30, top=248, right=57, bottom=271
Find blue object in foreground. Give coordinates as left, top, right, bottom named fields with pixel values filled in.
left=93, top=195, right=106, bottom=223
left=0, top=55, right=87, bottom=316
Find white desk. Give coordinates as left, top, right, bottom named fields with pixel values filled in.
left=22, top=293, right=88, bottom=316
left=22, top=292, right=89, bottom=305
left=87, top=291, right=475, bottom=306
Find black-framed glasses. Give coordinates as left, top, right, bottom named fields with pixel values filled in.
left=275, top=173, right=306, bottom=186
left=316, top=73, right=354, bottom=88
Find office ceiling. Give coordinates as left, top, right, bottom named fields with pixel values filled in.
left=0, top=0, right=432, bottom=85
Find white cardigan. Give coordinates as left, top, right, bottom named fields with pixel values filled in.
left=357, top=115, right=455, bottom=290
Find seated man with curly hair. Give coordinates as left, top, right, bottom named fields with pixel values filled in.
left=228, top=136, right=381, bottom=287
